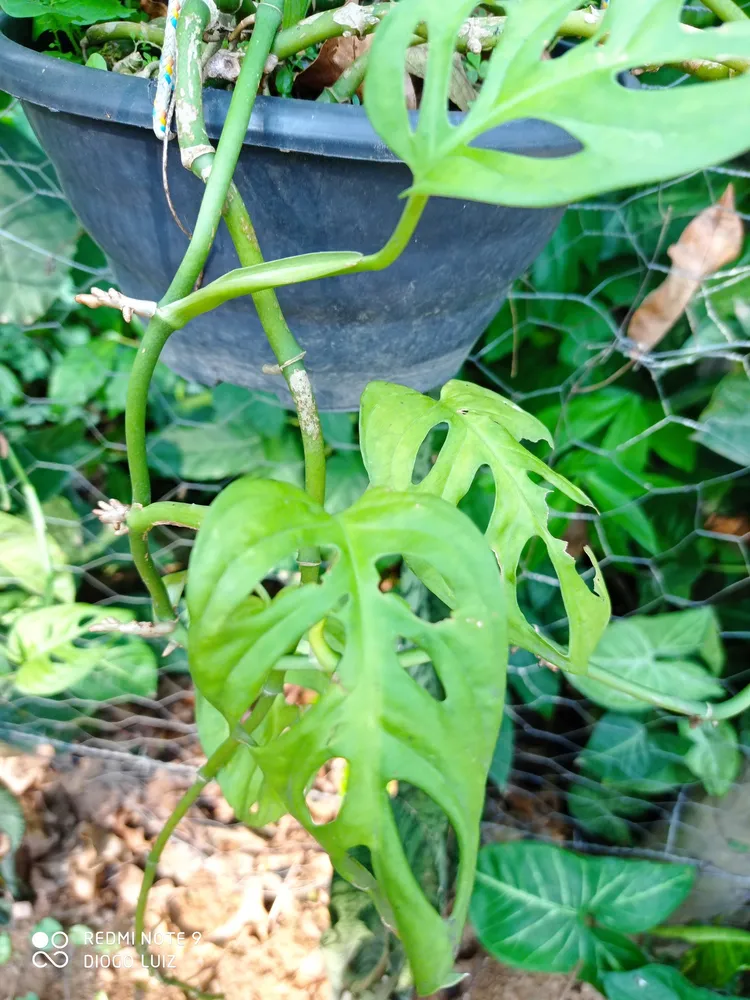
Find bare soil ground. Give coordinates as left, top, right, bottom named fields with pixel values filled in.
left=0, top=745, right=602, bottom=1000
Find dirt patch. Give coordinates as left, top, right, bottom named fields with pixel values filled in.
left=0, top=746, right=602, bottom=1000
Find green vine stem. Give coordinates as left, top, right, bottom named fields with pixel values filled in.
left=128, top=501, right=207, bottom=534
left=701, top=0, right=749, bottom=22
left=176, top=0, right=325, bottom=581
left=134, top=694, right=275, bottom=997
left=124, top=0, right=285, bottom=618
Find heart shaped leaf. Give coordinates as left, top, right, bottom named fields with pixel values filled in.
left=603, top=964, right=749, bottom=1000
left=360, top=380, right=609, bottom=673
left=187, top=479, right=507, bottom=995
left=365, top=0, right=750, bottom=206
left=471, top=842, right=694, bottom=987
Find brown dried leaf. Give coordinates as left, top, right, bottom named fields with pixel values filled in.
left=140, top=0, right=167, bottom=18
left=628, top=184, right=744, bottom=356
left=295, top=34, right=372, bottom=95
left=405, top=44, right=477, bottom=112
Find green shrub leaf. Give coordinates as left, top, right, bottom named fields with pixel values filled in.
left=360, top=379, right=610, bottom=673
left=0, top=510, right=74, bottom=603
left=6, top=604, right=152, bottom=697
left=188, top=479, right=506, bottom=995
left=0, top=0, right=131, bottom=24
left=571, top=611, right=725, bottom=713
left=471, top=843, right=694, bottom=987
left=365, top=0, right=750, bottom=206
left=678, top=719, right=740, bottom=798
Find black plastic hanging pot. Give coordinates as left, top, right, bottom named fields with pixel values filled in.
left=0, top=15, right=574, bottom=410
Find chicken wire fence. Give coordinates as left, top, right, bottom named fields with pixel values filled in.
left=2, top=108, right=750, bottom=917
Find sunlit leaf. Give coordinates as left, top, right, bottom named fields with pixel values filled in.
left=360, top=379, right=610, bottom=673
left=365, top=0, right=750, bottom=206
left=188, top=479, right=506, bottom=995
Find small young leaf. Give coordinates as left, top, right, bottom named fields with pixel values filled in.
left=568, top=781, right=648, bottom=846
left=471, top=842, right=693, bottom=987
left=360, top=379, right=610, bottom=673
left=365, top=0, right=750, bottom=207
left=188, top=480, right=507, bottom=996
left=603, top=963, right=750, bottom=1000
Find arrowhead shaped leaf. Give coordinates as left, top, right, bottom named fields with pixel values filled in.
left=360, top=380, right=610, bottom=673
left=471, top=842, right=694, bottom=987
left=364, top=0, right=750, bottom=206
left=187, top=479, right=507, bottom=995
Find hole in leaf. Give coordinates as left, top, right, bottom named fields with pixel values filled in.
left=305, top=757, right=348, bottom=826
left=458, top=464, right=494, bottom=536
left=467, top=118, right=581, bottom=157
left=411, top=422, right=449, bottom=486
left=389, top=782, right=457, bottom=917
left=398, top=640, right=446, bottom=702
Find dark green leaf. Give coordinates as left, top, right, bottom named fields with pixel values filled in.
left=0, top=123, right=79, bottom=325
left=148, top=421, right=265, bottom=481
left=568, top=782, right=648, bottom=846
left=0, top=782, right=24, bottom=896
left=569, top=611, right=725, bottom=713
left=694, top=372, right=750, bottom=467
left=471, top=842, right=693, bottom=986
left=49, top=338, right=117, bottom=407
left=0, top=0, right=131, bottom=24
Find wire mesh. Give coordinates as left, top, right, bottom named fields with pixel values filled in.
left=1, top=100, right=750, bottom=921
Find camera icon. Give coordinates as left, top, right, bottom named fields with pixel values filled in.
left=31, top=929, right=70, bottom=969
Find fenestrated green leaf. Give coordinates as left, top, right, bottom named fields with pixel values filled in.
left=365, top=0, right=750, bottom=207
left=360, top=379, right=610, bottom=674
left=693, top=372, right=750, bottom=467
left=603, top=963, right=750, bottom=1000
left=0, top=511, right=74, bottom=603
left=0, top=0, right=131, bottom=24
left=6, top=604, right=134, bottom=696
left=187, top=479, right=506, bottom=995
left=471, top=842, right=694, bottom=987
left=678, top=719, right=740, bottom=798
left=570, top=612, right=725, bottom=713
left=0, top=123, right=79, bottom=325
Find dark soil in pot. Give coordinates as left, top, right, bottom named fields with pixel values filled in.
left=0, top=15, right=573, bottom=410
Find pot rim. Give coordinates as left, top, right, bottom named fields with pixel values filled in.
left=0, top=12, right=580, bottom=164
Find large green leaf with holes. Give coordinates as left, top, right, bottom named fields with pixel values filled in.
left=365, top=0, right=750, bottom=206
left=360, top=380, right=609, bottom=673
left=187, top=479, right=506, bottom=996
left=471, top=842, right=694, bottom=988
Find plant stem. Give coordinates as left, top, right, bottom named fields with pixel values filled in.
left=701, top=0, right=749, bottom=21
left=125, top=0, right=284, bottom=615
left=583, top=662, right=750, bottom=722
left=158, top=194, right=428, bottom=329
left=176, top=0, right=325, bottom=581
left=134, top=695, right=274, bottom=994
left=128, top=501, right=207, bottom=533
left=2, top=442, right=54, bottom=605
left=271, top=2, right=390, bottom=59
left=84, top=20, right=167, bottom=47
